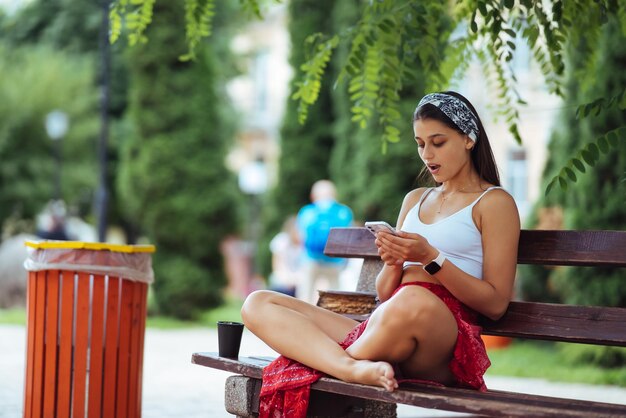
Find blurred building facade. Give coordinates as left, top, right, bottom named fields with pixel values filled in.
left=226, top=3, right=291, bottom=187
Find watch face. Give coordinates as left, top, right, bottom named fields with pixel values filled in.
left=424, top=261, right=441, bottom=275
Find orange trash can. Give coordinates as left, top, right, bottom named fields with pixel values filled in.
left=22, top=241, right=155, bottom=418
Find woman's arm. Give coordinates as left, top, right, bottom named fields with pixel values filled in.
left=439, top=189, right=520, bottom=319
left=374, top=189, right=426, bottom=302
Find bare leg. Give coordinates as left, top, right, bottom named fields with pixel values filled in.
left=346, top=285, right=458, bottom=383
left=241, top=290, right=398, bottom=391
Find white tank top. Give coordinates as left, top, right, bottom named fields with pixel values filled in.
left=401, top=187, right=502, bottom=280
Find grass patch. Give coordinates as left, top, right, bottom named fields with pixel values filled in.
left=146, top=296, right=244, bottom=329
left=0, top=296, right=245, bottom=330
left=0, top=307, right=26, bottom=325
left=197, top=296, right=244, bottom=328
left=145, top=315, right=200, bottom=329
left=487, top=340, right=626, bottom=386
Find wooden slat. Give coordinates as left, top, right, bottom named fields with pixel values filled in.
left=127, top=282, right=145, bottom=418
left=88, top=274, right=106, bottom=418
left=481, top=301, right=626, bottom=345
left=317, top=290, right=626, bottom=346
left=31, top=271, right=47, bottom=418
left=324, top=228, right=626, bottom=267
left=56, top=271, right=74, bottom=418
left=23, top=272, right=39, bottom=418
left=42, top=270, right=60, bottom=417
left=72, top=272, right=90, bottom=418
left=517, top=230, right=626, bottom=266
left=324, top=228, right=378, bottom=258
left=192, top=353, right=626, bottom=418
left=135, top=283, right=148, bottom=418
left=102, top=276, right=121, bottom=418
left=115, top=279, right=133, bottom=418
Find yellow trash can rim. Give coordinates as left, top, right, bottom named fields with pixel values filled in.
left=24, top=241, right=155, bottom=283
left=25, top=241, right=155, bottom=253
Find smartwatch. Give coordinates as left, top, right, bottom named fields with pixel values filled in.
left=423, top=252, right=446, bottom=275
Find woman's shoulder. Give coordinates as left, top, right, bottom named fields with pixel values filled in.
left=481, top=186, right=516, bottom=204
left=477, top=186, right=520, bottom=221
left=403, top=187, right=431, bottom=206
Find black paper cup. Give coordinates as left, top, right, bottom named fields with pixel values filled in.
left=217, top=321, right=244, bottom=358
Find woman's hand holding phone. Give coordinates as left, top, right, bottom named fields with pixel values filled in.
left=364, top=221, right=397, bottom=236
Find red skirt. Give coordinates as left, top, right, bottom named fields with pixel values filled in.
left=259, top=281, right=490, bottom=418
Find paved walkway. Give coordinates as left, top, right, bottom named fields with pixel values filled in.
left=2, top=324, right=625, bottom=417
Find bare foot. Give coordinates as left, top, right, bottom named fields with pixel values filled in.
left=349, top=360, right=398, bottom=392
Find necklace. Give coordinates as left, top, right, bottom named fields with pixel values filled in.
left=437, top=186, right=465, bottom=213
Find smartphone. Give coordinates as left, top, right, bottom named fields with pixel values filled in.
left=364, top=221, right=397, bottom=236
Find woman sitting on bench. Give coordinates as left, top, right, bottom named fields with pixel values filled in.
left=241, top=91, right=520, bottom=414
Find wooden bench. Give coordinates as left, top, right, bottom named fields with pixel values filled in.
left=192, top=227, right=626, bottom=417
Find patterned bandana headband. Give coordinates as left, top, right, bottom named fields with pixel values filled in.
left=417, top=93, right=480, bottom=142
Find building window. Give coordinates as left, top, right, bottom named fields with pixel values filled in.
left=507, top=149, right=529, bottom=218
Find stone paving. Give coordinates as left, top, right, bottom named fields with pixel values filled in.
left=2, top=324, right=625, bottom=418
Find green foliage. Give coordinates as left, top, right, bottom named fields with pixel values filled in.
left=328, top=0, right=434, bottom=224
left=293, top=0, right=625, bottom=183
left=487, top=341, right=626, bottom=386
left=180, top=0, right=215, bottom=61
left=546, top=85, right=626, bottom=193
left=109, top=0, right=626, bottom=193
left=522, top=17, right=626, bottom=313
left=119, top=1, right=242, bottom=319
left=2, top=0, right=102, bottom=53
left=545, top=125, right=626, bottom=195
left=560, top=343, right=626, bottom=369
left=2, top=0, right=136, bottom=236
left=292, top=34, right=339, bottom=125
left=0, top=44, right=99, bottom=224
left=110, top=0, right=156, bottom=47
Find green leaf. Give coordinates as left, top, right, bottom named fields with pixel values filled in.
left=558, top=176, right=568, bottom=191
left=581, top=149, right=594, bottom=165
left=545, top=178, right=556, bottom=196
left=478, top=1, right=488, bottom=17
left=564, top=167, right=577, bottom=182
left=607, top=130, right=619, bottom=147
left=572, top=158, right=586, bottom=173
left=598, top=136, right=609, bottom=153
left=504, top=0, right=515, bottom=9
left=588, top=143, right=600, bottom=159
left=471, top=18, right=478, bottom=34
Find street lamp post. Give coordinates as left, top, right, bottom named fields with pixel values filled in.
left=238, top=158, right=269, bottom=281
left=45, top=110, right=69, bottom=201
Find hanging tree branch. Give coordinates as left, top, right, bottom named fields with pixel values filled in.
left=109, top=0, right=626, bottom=193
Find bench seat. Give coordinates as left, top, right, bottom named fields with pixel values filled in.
left=192, top=352, right=626, bottom=417
left=192, top=228, right=626, bottom=417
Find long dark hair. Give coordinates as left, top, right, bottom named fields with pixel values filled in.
left=413, top=91, right=500, bottom=187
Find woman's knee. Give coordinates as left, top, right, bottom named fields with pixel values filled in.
left=241, top=290, right=275, bottom=329
left=378, top=287, right=441, bottom=329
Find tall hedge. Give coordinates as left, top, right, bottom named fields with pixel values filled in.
left=119, top=2, right=241, bottom=319
left=0, top=44, right=98, bottom=227
left=520, top=17, right=626, bottom=307
left=2, top=0, right=133, bottom=230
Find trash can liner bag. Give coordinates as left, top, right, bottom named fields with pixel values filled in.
left=23, top=241, right=155, bottom=284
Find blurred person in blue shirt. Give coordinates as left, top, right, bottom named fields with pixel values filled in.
left=296, top=180, right=353, bottom=303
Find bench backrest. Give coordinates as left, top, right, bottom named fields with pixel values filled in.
left=324, top=228, right=626, bottom=347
